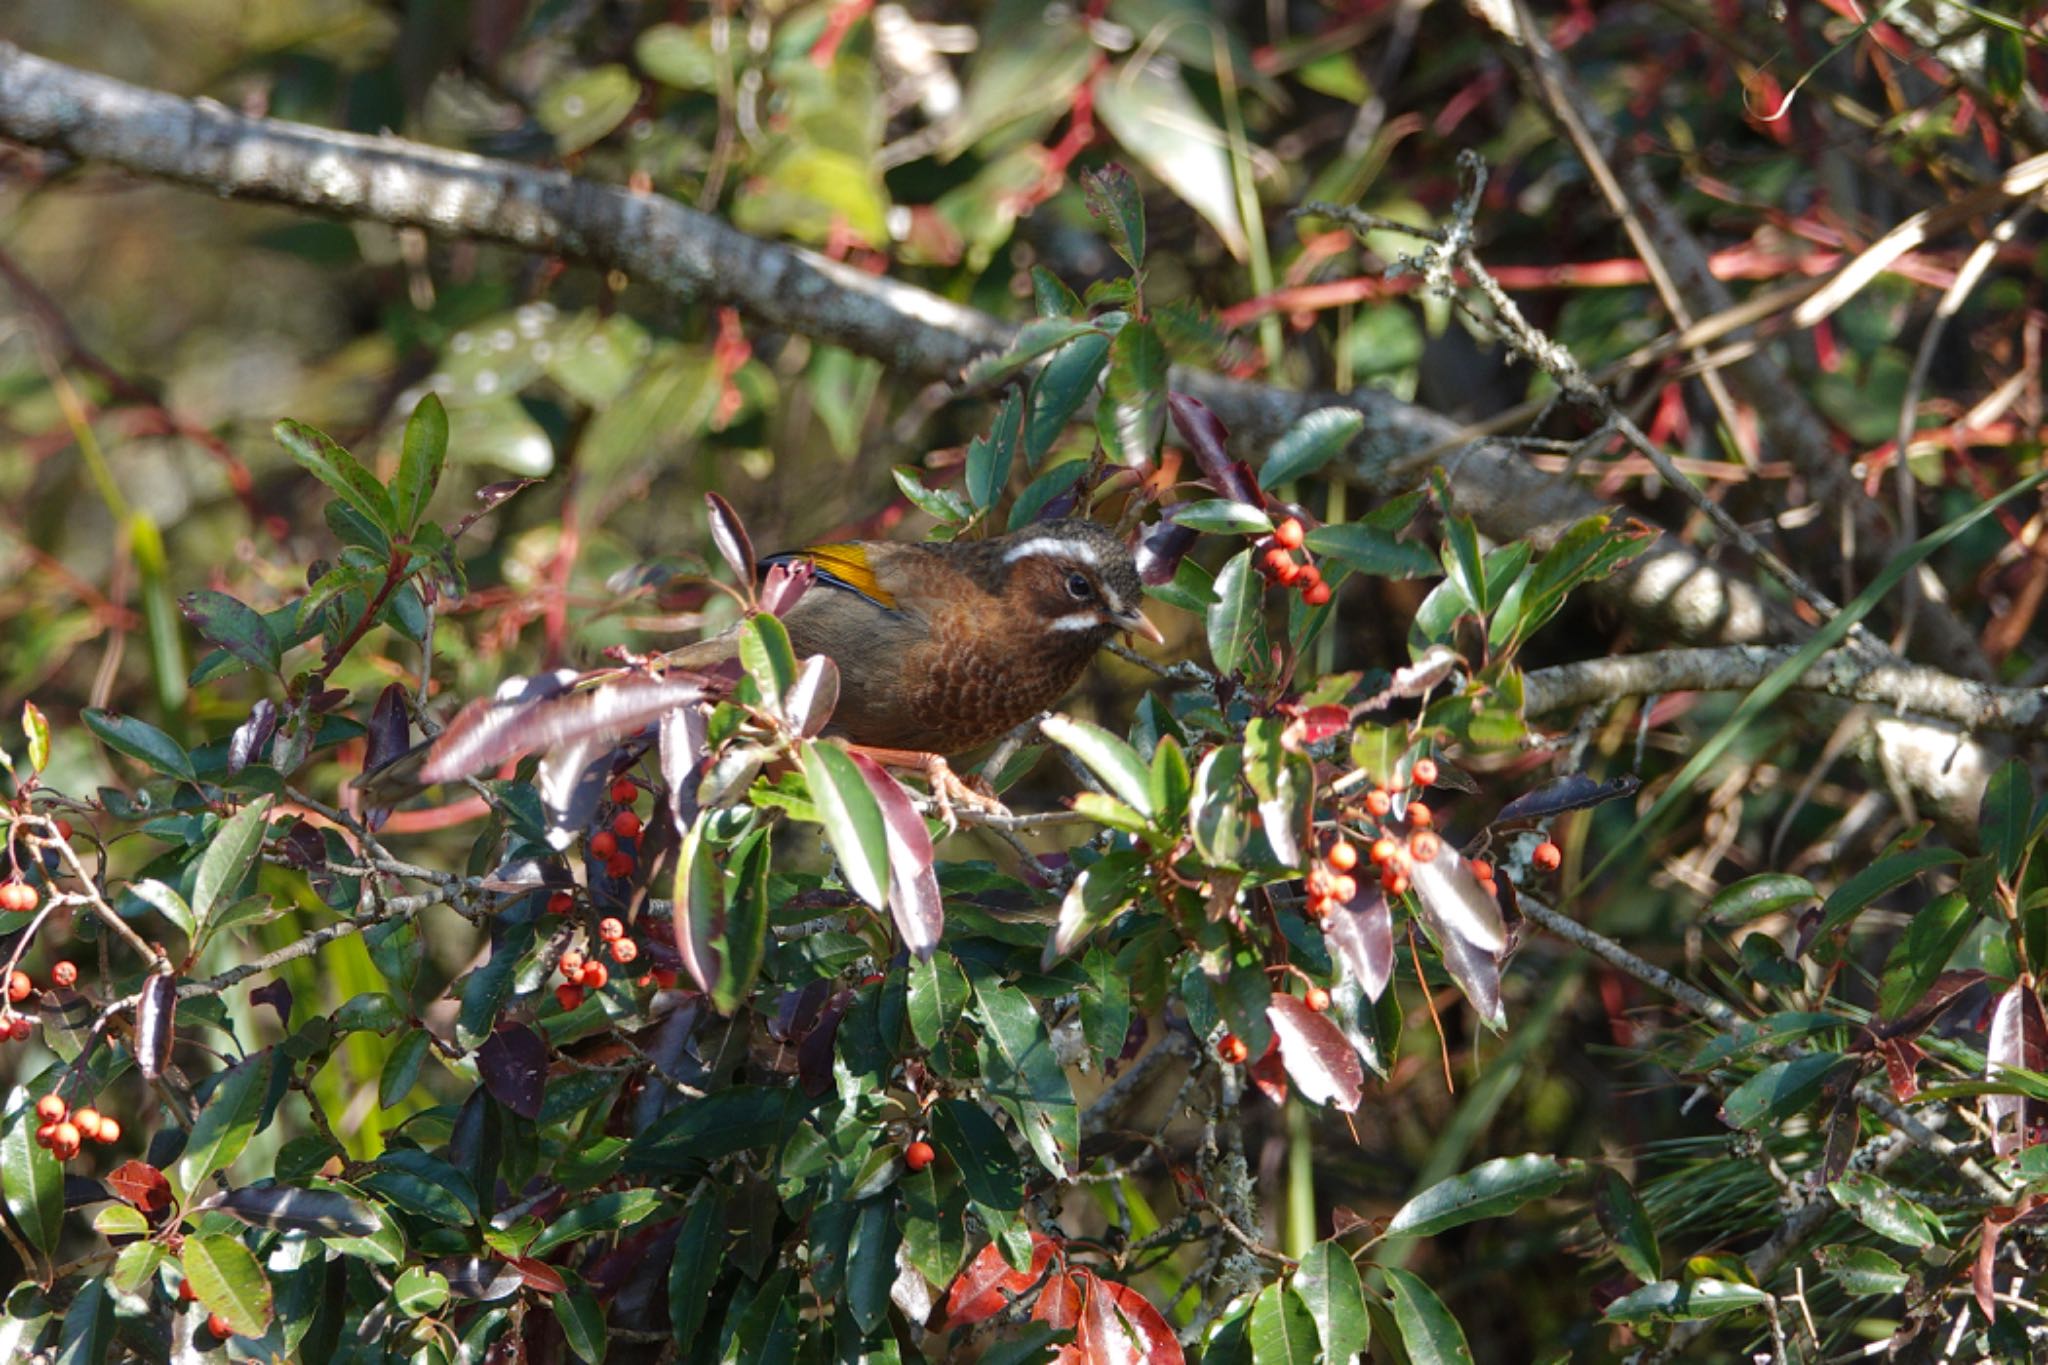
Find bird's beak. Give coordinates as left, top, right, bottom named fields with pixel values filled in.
left=1114, top=608, right=1166, bottom=647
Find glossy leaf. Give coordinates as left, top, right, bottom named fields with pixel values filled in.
left=83, top=708, right=195, bottom=781
left=848, top=751, right=943, bottom=957
left=1718, top=1053, right=1845, bottom=1131
left=1248, top=1282, right=1319, bottom=1364
left=274, top=419, right=396, bottom=536
left=395, top=390, right=448, bottom=533
left=1323, top=881, right=1393, bottom=1001
left=672, top=811, right=724, bottom=1002
left=1294, top=1241, right=1369, bottom=1361
left=184, top=1232, right=274, bottom=1337
left=192, top=797, right=271, bottom=936
left=968, top=964, right=1078, bottom=1180
left=2, top=1097, right=63, bottom=1255
left=180, top=591, right=281, bottom=675
left=1206, top=548, right=1261, bottom=676
left=1081, top=163, right=1146, bottom=270
left=1100, top=320, right=1167, bottom=466
left=1705, top=872, right=1816, bottom=925
left=1603, top=1278, right=1768, bottom=1323
left=1876, top=892, right=1977, bottom=1018
left=135, top=972, right=177, bottom=1081
left=1594, top=1169, right=1661, bottom=1283
left=1041, top=714, right=1155, bottom=819
left=1025, top=332, right=1112, bottom=468
left=1827, top=1169, right=1942, bottom=1246
left=1409, top=842, right=1505, bottom=954
left=1092, top=61, right=1245, bottom=259
left=53, top=1279, right=112, bottom=1365
left=1383, top=1267, right=1476, bottom=1365
left=799, top=740, right=892, bottom=914
left=173, top=1051, right=276, bottom=1199
left=1388, top=1154, right=1576, bottom=1236
left=1267, top=992, right=1364, bottom=1112
left=1260, top=408, right=1364, bottom=489
left=1815, top=847, right=1960, bottom=936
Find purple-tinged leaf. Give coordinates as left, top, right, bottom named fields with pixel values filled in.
left=1168, top=391, right=1263, bottom=507
left=478, top=1022, right=548, bottom=1120
left=672, top=813, right=724, bottom=1001
left=193, top=1185, right=379, bottom=1237
left=784, top=654, right=840, bottom=739
left=848, top=752, right=943, bottom=958
left=249, top=979, right=293, bottom=1026
left=227, top=700, right=278, bottom=776
left=799, top=740, right=892, bottom=914
left=1267, top=993, right=1364, bottom=1112
left=1323, top=881, right=1394, bottom=1001
left=1494, top=773, right=1642, bottom=825
left=704, top=492, right=756, bottom=604
left=1985, top=982, right=2048, bottom=1156
left=451, top=477, right=542, bottom=540
left=419, top=673, right=701, bottom=786
left=1418, top=908, right=1504, bottom=1030
left=660, top=704, right=708, bottom=830
left=799, top=995, right=851, bottom=1098
left=1134, top=519, right=1200, bottom=586
left=364, top=684, right=412, bottom=774
left=759, top=558, right=815, bottom=617
left=535, top=737, right=610, bottom=852
left=1081, top=163, right=1146, bottom=271
left=1411, top=842, right=1506, bottom=954
left=430, top=1256, right=523, bottom=1302
left=135, top=972, right=176, bottom=1081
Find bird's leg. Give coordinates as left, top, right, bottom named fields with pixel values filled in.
left=846, top=746, right=1007, bottom=834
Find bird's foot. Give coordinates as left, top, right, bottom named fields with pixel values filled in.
left=921, top=755, right=1006, bottom=837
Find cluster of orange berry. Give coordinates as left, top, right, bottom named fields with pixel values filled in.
left=33, top=1092, right=120, bottom=1160
left=0, top=877, right=40, bottom=912
left=174, top=1280, right=236, bottom=1340
left=553, top=915, right=646, bottom=1011
left=587, top=779, right=645, bottom=879
left=1259, top=518, right=1332, bottom=607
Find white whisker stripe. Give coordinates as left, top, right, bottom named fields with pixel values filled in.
left=1003, top=537, right=1101, bottom=567
left=1049, top=612, right=1105, bottom=632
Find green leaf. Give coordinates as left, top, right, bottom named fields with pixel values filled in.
left=83, top=708, right=196, bottom=782
left=966, top=389, right=1025, bottom=511
left=1718, top=1053, right=1845, bottom=1130
left=1706, top=873, right=1816, bottom=925
left=1032, top=266, right=1082, bottom=318
left=378, top=1027, right=432, bottom=1109
left=1091, top=62, right=1245, bottom=260
left=637, top=22, right=719, bottom=90
left=963, top=320, right=1104, bottom=391
left=1603, top=1278, right=1769, bottom=1324
left=892, top=465, right=972, bottom=527
left=1387, top=1154, right=1576, bottom=1236
left=1294, top=1242, right=1369, bottom=1361
left=1816, top=847, right=1960, bottom=936
left=537, top=64, right=640, bottom=154
left=192, top=798, right=272, bottom=938
left=1594, top=1169, right=1660, bottom=1283
left=274, top=419, right=397, bottom=537
left=1248, top=1283, right=1319, bottom=1365
left=847, top=1199, right=899, bottom=1335
left=395, top=391, right=449, bottom=534
left=1080, top=945, right=1132, bottom=1063
left=1024, top=333, right=1111, bottom=469
left=1082, top=163, right=1146, bottom=271
left=1172, top=499, right=1274, bottom=535
left=1099, top=321, right=1167, bottom=466
left=1382, top=1267, right=1476, bottom=1365
left=799, top=741, right=892, bottom=914
left=1828, top=1169, right=1942, bottom=1247
left=181, top=591, right=281, bottom=675
left=968, top=963, right=1078, bottom=1180
left=53, top=1279, right=113, bottom=1365
left=20, top=701, right=49, bottom=773
left=528, top=1189, right=668, bottom=1255
left=1008, top=459, right=1090, bottom=530
left=739, top=614, right=798, bottom=711
left=1039, top=715, right=1154, bottom=818
left=668, top=1190, right=726, bottom=1348
left=392, top=1266, right=450, bottom=1317
left=1983, top=759, right=2032, bottom=881
left=908, top=953, right=969, bottom=1050
left=184, top=1232, right=274, bottom=1338
left=1301, top=524, right=1438, bottom=580
left=173, top=1051, right=276, bottom=1199
left=930, top=1098, right=1025, bottom=1212
left=1206, top=548, right=1262, bottom=675
left=2, top=1097, right=63, bottom=1256
left=1815, top=1244, right=1908, bottom=1297
left=1876, top=891, right=1976, bottom=1018
left=557, top=1286, right=607, bottom=1364
left=1260, top=408, right=1364, bottom=489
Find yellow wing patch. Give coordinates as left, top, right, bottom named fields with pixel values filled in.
left=795, top=543, right=898, bottom=610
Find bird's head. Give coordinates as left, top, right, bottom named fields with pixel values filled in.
left=992, top=519, right=1165, bottom=648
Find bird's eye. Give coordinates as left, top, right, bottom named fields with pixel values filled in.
left=1065, top=572, right=1093, bottom=600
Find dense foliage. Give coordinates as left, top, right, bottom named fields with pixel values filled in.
left=4, top=2, right=2048, bottom=1362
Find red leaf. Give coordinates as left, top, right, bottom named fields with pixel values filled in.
left=1878, top=1036, right=1925, bottom=1103
left=1985, top=982, right=2048, bottom=1155
left=420, top=673, right=703, bottom=786
left=941, top=1234, right=1058, bottom=1330
left=704, top=492, right=757, bottom=601
left=1033, top=1269, right=1083, bottom=1330
left=1248, top=1035, right=1289, bottom=1106
left=1267, top=992, right=1364, bottom=1112
left=1409, top=841, right=1505, bottom=954
left=1075, top=1270, right=1187, bottom=1365
left=510, top=1257, right=566, bottom=1295
left=1322, top=881, right=1393, bottom=1001
left=104, top=1161, right=173, bottom=1219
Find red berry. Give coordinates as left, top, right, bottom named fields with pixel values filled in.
left=1382, top=872, right=1410, bottom=897
left=1218, top=1033, right=1250, bottom=1064
left=71, top=1107, right=102, bottom=1141
left=610, top=938, right=639, bottom=965
left=1262, top=547, right=1295, bottom=579
left=1301, top=580, right=1332, bottom=606
left=1408, top=802, right=1433, bottom=829
left=54, top=819, right=73, bottom=841
left=606, top=851, right=635, bottom=879
left=1533, top=840, right=1562, bottom=872
left=1274, top=518, right=1305, bottom=550
left=581, top=961, right=610, bottom=991
left=1478, top=878, right=1498, bottom=899
left=7, top=971, right=30, bottom=1003
left=546, top=890, right=575, bottom=916
left=1297, top=560, right=1322, bottom=586
left=1326, top=840, right=1357, bottom=872
left=1370, top=837, right=1399, bottom=866
left=554, top=983, right=585, bottom=1011
left=610, top=779, right=638, bottom=806
left=1468, top=859, right=1492, bottom=882
left=1330, top=874, right=1358, bottom=903
left=904, top=1140, right=936, bottom=1172
left=34, top=1121, right=58, bottom=1148
left=559, top=950, right=586, bottom=978
left=1412, top=757, right=1438, bottom=787
left=597, top=917, right=625, bottom=942
left=1304, top=894, right=1332, bottom=920
left=7, top=1016, right=29, bottom=1041
left=178, top=1278, right=198, bottom=1302
left=51, top=961, right=76, bottom=988
left=207, top=1313, right=232, bottom=1340
left=95, top=1116, right=121, bottom=1144
left=612, top=811, right=642, bottom=841
left=652, top=968, right=678, bottom=990
left=1305, top=986, right=1330, bottom=1012
left=1364, top=789, right=1391, bottom=818
left=1409, top=831, right=1441, bottom=863
left=35, top=1093, right=66, bottom=1123
left=589, top=830, right=618, bottom=859
left=49, top=1122, right=80, bottom=1161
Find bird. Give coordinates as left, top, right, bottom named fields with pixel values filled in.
left=357, top=518, right=1162, bottom=810
left=705, top=517, right=1164, bottom=757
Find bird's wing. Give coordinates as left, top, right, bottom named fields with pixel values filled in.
left=761, top=543, right=899, bottom=610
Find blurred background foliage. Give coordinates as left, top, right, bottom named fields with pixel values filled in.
left=3, top=0, right=2046, bottom=1359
